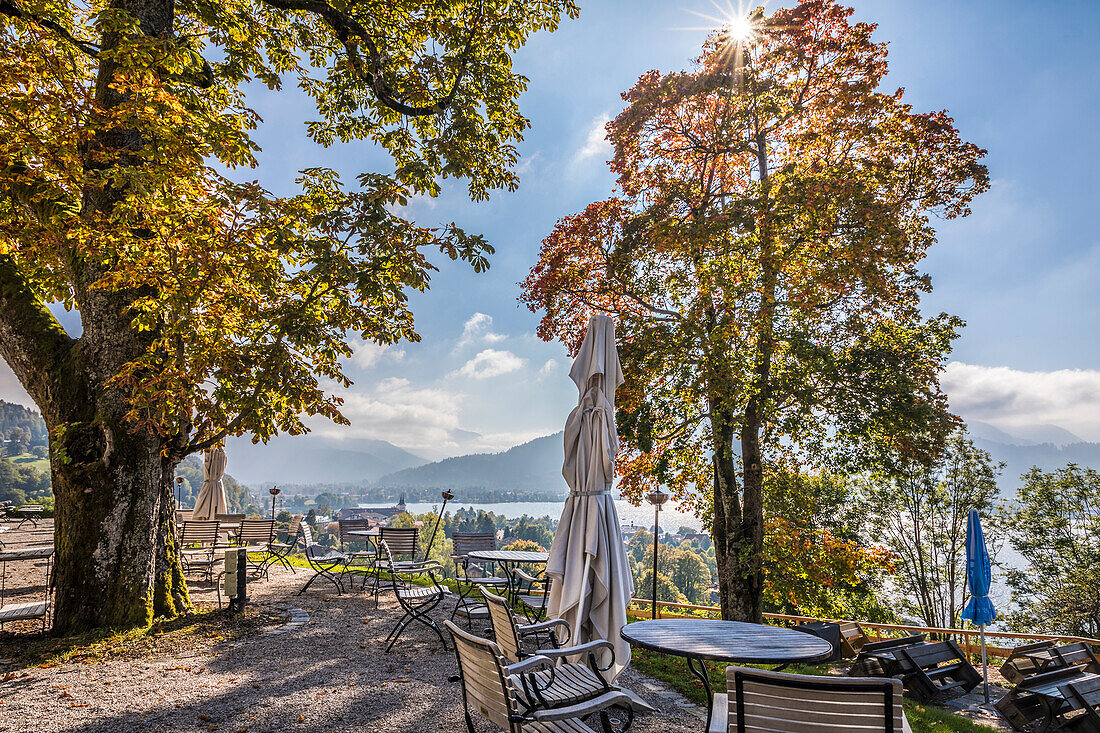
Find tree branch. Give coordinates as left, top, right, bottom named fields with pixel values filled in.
left=256, top=0, right=480, bottom=117
left=0, top=255, right=78, bottom=413
left=0, top=0, right=101, bottom=58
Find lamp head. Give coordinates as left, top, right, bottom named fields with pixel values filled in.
left=269, top=486, right=281, bottom=496
left=646, top=489, right=669, bottom=508
left=442, top=490, right=455, bottom=501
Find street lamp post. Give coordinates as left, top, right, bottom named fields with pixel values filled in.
left=268, top=486, right=280, bottom=522
left=175, top=477, right=183, bottom=510
left=425, top=490, right=454, bottom=562
left=646, top=488, right=669, bottom=619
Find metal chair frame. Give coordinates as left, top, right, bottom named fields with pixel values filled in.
left=450, top=531, right=508, bottom=626
left=265, top=514, right=302, bottom=573
left=178, top=520, right=223, bottom=582
left=446, top=619, right=634, bottom=733
left=380, top=539, right=449, bottom=652
left=297, top=522, right=351, bottom=595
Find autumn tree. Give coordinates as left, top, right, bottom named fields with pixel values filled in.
left=0, top=0, right=576, bottom=633
left=522, top=0, right=988, bottom=621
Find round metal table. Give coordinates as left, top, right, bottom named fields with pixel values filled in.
left=467, top=549, right=550, bottom=602
left=620, top=619, right=834, bottom=731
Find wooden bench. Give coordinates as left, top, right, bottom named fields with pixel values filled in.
left=0, top=600, right=49, bottom=624
left=1064, top=675, right=1100, bottom=731
left=995, top=666, right=1098, bottom=732
left=839, top=621, right=869, bottom=658
left=1000, top=640, right=1057, bottom=685
left=849, top=634, right=927, bottom=678
left=1001, top=641, right=1100, bottom=686
left=897, top=640, right=981, bottom=702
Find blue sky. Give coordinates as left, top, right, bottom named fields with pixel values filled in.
left=4, top=0, right=1100, bottom=455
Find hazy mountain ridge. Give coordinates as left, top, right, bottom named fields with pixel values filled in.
left=376, top=433, right=568, bottom=493
left=225, top=434, right=428, bottom=486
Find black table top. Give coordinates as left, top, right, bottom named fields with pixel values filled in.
left=620, top=619, right=834, bottom=665
left=468, top=550, right=549, bottom=563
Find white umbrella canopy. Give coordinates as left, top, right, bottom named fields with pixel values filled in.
left=192, top=445, right=228, bottom=520
left=546, top=314, right=635, bottom=680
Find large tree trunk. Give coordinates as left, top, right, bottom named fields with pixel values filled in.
left=710, top=404, right=762, bottom=622
left=49, top=406, right=190, bottom=634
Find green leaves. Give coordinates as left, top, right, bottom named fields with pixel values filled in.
left=0, top=0, right=568, bottom=455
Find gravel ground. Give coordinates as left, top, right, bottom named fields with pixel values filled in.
left=0, top=521, right=703, bottom=733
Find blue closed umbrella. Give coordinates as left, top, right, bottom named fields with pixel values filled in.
left=961, top=508, right=996, bottom=703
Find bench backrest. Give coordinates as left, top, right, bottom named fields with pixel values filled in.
left=1052, top=643, right=1100, bottom=671
left=862, top=634, right=926, bottom=654
left=901, top=640, right=964, bottom=670
left=452, top=532, right=496, bottom=557
left=481, top=589, right=524, bottom=664
left=215, top=513, right=245, bottom=524
left=1065, top=676, right=1100, bottom=725
left=238, top=519, right=274, bottom=544
left=379, top=527, right=417, bottom=559
left=180, top=520, right=220, bottom=546
left=446, top=620, right=517, bottom=732
left=726, top=666, right=905, bottom=732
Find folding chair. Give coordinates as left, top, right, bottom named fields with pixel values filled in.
left=711, top=666, right=912, bottom=733
left=482, top=589, right=618, bottom=710
left=380, top=539, right=448, bottom=653
left=297, top=522, right=350, bottom=595
left=266, top=513, right=302, bottom=573
left=235, top=518, right=276, bottom=577
left=446, top=620, right=634, bottom=733
left=178, top=520, right=222, bottom=583
left=450, top=532, right=508, bottom=626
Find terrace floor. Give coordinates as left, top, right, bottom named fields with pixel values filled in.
left=0, top=520, right=703, bottom=733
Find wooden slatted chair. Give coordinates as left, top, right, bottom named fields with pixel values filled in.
left=235, top=518, right=275, bottom=577
left=178, top=520, right=222, bottom=582
left=512, top=567, right=552, bottom=622
left=445, top=619, right=634, bottom=733
left=481, top=589, right=617, bottom=712
left=896, top=640, right=981, bottom=702
left=370, top=526, right=425, bottom=604
left=709, top=666, right=912, bottom=733
left=266, top=513, right=302, bottom=573
left=297, top=522, right=350, bottom=595
left=450, top=532, right=508, bottom=626
left=1065, top=676, right=1100, bottom=732
left=379, top=539, right=448, bottom=652
left=336, top=518, right=375, bottom=589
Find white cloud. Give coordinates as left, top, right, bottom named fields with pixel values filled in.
left=943, top=361, right=1100, bottom=440
left=455, top=349, right=527, bottom=379
left=312, top=377, right=465, bottom=451
left=573, top=113, right=611, bottom=165
left=457, top=312, right=505, bottom=348
left=538, top=359, right=559, bottom=379
left=516, top=151, right=543, bottom=175
left=348, top=341, right=405, bottom=369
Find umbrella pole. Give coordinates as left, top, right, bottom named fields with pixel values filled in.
left=980, top=624, right=989, bottom=705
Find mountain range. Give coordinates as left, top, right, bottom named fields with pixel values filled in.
left=225, top=434, right=427, bottom=487
left=375, top=433, right=568, bottom=492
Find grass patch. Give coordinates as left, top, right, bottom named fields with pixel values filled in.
left=0, top=602, right=284, bottom=671
left=629, top=645, right=1002, bottom=733
left=8, top=452, right=49, bottom=473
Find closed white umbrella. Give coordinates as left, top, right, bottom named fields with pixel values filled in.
left=192, top=445, right=228, bottom=520
left=546, top=314, right=634, bottom=680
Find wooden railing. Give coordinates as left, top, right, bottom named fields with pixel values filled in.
left=626, top=598, right=1100, bottom=659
